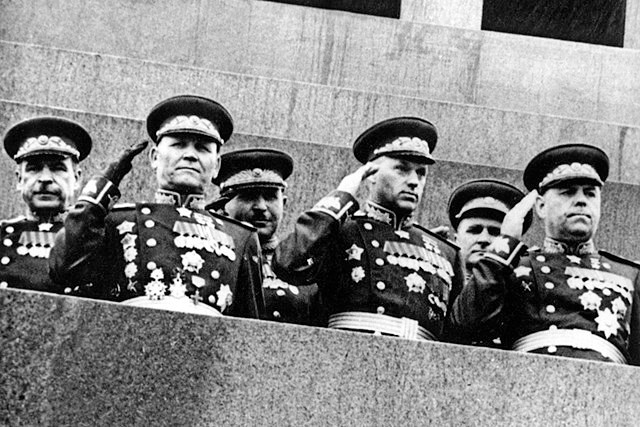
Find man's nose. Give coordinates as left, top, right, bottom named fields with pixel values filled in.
left=253, top=195, right=267, bottom=210
left=37, top=167, right=53, bottom=182
left=477, top=228, right=492, bottom=244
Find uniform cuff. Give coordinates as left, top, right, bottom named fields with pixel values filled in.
left=483, top=235, right=526, bottom=268
left=311, top=190, right=358, bottom=221
left=77, top=176, right=121, bottom=213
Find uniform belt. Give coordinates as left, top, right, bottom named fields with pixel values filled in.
left=328, top=311, right=436, bottom=341
left=512, top=329, right=627, bottom=364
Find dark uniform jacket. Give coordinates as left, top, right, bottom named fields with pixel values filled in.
left=273, top=190, right=464, bottom=340
left=261, top=241, right=325, bottom=326
left=0, top=216, right=63, bottom=292
left=449, top=235, right=640, bottom=364
left=50, top=188, right=264, bottom=318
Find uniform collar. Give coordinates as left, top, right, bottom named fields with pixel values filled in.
left=27, top=211, right=65, bottom=224
left=154, top=189, right=205, bottom=209
left=364, top=200, right=413, bottom=230
left=543, top=236, right=597, bottom=255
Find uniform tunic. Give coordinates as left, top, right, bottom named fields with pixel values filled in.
left=0, top=216, right=62, bottom=292
left=449, top=236, right=640, bottom=364
left=273, top=190, right=464, bottom=340
left=50, top=189, right=264, bottom=318
left=261, top=241, right=325, bottom=326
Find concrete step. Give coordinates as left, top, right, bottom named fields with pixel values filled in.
left=2, top=0, right=640, bottom=125
left=2, top=42, right=640, bottom=185
left=2, top=100, right=639, bottom=259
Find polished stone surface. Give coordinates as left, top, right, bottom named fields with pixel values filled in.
left=2, top=43, right=640, bottom=186
left=1, top=0, right=640, bottom=125
left=1, top=101, right=640, bottom=260
left=261, top=0, right=401, bottom=18
left=2, top=289, right=640, bottom=426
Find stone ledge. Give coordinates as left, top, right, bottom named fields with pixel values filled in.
left=2, top=0, right=640, bottom=125
left=3, top=43, right=640, bottom=186
left=2, top=288, right=638, bottom=426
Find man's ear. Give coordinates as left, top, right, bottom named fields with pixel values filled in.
left=15, top=168, right=22, bottom=191
left=73, top=166, right=83, bottom=191
left=534, top=192, right=546, bottom=220
left=148, top=145, right=158, bottom=170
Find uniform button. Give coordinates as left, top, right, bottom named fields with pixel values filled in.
left=0, top=281, right=7, bottom=289
left=64, top=287, right=72, bottom=294
left=376, top=306, right=385, bottom=314
left=146, top=238, right=157, bottom=247
left=147, top=261, right=157, bottom=270
left=5, top=226, right=14, bottom=234
left=541, top=266, right=551, bottom=274
left=549, top=325, right=558, bottom=331
left=208, top=295, right=216, bottom=304
left=602, top=262, right=611, bottom=270
left=276, top=289, right=286, bottom=297
left=547, top=346, right=557, bottom=354
left=364, top=223, right=373, bottom=230
left=536, top=255, right=546, bottom=262
left=141, top=207, right=151, bottom=215
left=145, top=220, right=155, bottom=228
left=546, top=305, right=556, bottom=314
left=544, top=282, right=555, bottom=290
left=375, top=258, right=384, bottom=266
left=371, top=240, right=380, bottom=248
left=3, top=239, right=11, bottom=247
left=1, top=257, right=10, bottom=265
left=376, top=281, right=386, bottom=290
left=211, top=270, right=220, bottom=279
left=273, top=311, right=281, bottom=319
left=603, top=289, right=612, bottom=296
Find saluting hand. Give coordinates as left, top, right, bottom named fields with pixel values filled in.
left=103, top=140, right=149, bottom=186
left=500, top=190, right=538, bottom=240
left=337, top=162, right=379, bottom=197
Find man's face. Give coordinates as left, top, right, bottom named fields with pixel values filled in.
left=150, top=134, right=220, bottom=194
left=455, top=217, right=502, bottom=264
left=368, top=156, right=428, bottom=216
left=536, top=183, right=601, bottom=243
left=16, top=155, right=82, bottom=215
left=225, top=187, right=285, bottom=243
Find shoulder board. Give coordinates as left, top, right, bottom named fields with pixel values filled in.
left=0, top=215, right=27, bottom=225
left=599, top=250, right=640, bottom=269
left=207, top=210, right=257, bottom=231
left=112, top=203, right=136, bottom=210
left=412, top=223, right=460, bottom=251
left=526, top=245, right=541, bottom=254
left=352, top=211, right=366, bottom=218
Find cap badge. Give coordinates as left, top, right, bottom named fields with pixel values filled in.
left=372, top=136, right=431, bottom=158
left=15, top=135, right=80, bottom=160
left=539, top=162, right=601, bottom=188
left=156, top=115, right=223, bottom=144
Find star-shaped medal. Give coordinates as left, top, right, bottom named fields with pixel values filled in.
left=405, top=272, right=426, bottom=293
left=176, top=207, right=192, bottom=218
left=491, top=236, right=510, bottom=254
left=579, top=291, right=602, bottom=311
left=595, top=308, right=619, bottom=338
left=216, top=284, right=233, bottom=312
left=514, top=266, right=531, bottom=278
left=116, top=220, right=135, bottom=235
left=345, top=244, right=364, bottom=261
left=566, top=255, right=581, bottom=264
left=38, top=223, right=53, bottom=231
left=351, top=266, right=365, bottom=283
left=611, top=297, right=628, bottom=318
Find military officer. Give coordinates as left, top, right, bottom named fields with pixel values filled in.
left=0, top=116, right=91, bottom=292
left=448, top=179, right=531, bottom=278
left=449, top=144, right=640, bottom=364
left=210, top=148, right=325, bottom=325
left=273, top=117, right=464, bottom=341
left=50, top=95, right=264, bottom=318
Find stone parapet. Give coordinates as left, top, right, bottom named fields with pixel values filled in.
left=2, top=289, right=639, bottom=426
